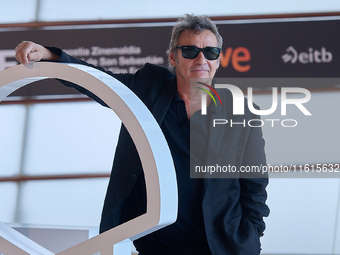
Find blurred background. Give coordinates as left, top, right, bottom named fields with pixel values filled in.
left=1, top=0, right=340, bottom=254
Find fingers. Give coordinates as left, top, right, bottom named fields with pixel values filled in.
left=15, top=41, right=30, bottom=65
left=15, top=41, right=42, bottom=65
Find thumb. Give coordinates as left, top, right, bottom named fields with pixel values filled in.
left=27, top=50, right=43, bottom=62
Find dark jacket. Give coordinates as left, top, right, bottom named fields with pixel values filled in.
left=50, top=47, right=270, bottom=255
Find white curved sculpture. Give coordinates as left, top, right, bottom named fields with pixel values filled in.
left=0, top=62, right=178, bottom=255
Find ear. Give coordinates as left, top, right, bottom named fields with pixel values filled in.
left=169, top=51, right=176, bottom=67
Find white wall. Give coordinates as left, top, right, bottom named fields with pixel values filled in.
left=254, top=91, right=340, bottom=254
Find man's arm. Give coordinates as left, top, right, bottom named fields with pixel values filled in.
left=14, top=41, right=111, bottom=106
left=14, top=41, right=144, bottom=107
left=15, top=41, right=59, bottom=65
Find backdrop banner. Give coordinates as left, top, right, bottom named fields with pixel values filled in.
left=1, top=17, right=340, bottom=97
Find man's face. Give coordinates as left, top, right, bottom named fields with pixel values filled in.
left=170, top=29, right=220, bottom=86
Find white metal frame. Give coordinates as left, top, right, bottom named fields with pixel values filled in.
left=0, top=62, right=178, bottom=255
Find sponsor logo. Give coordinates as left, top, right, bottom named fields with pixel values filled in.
left=282, top=46, right=333, bottom=64
left=220, top=47, right=251, bottom=72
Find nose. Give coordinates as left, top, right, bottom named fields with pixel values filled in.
left=194, top=52, right=207, bottom=64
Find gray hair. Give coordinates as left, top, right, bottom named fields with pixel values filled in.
left=167, top=14, right=223, bottom=73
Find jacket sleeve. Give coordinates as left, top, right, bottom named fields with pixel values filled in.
left=44, top=46, right=140, bottom=107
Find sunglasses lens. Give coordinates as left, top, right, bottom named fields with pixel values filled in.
left=203, top=48, right=221, bottom=60
left=181, top=47, right=198, bottom=59
left=178, top=46, right=221, bottom=60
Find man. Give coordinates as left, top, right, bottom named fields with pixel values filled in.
left=15, top=14, right=269, bottom=255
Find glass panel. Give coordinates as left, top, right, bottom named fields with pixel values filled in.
left=24, top=101, right=121, bottom=175
left=0, top=104, right=26, bottom=177
left=18, top=178, right=109, bottom=226
left=38, top=0, right=340, bottom=22
left=1, top=0, right=340, bottom=24
left=254, top=91, right=340, bottom=165
left=0, top=0, right=37, bottom=24
left=0, top=182, right=19, bottom=223
left=262, top=178, right=339, bottom=254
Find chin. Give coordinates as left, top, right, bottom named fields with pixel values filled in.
left=191, top=72, right=210, bottom=79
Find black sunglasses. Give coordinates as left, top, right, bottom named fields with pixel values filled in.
left=176, top=45, right=222, bottom=60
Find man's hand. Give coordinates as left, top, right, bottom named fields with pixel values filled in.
left=15, top=41, right=59, bottom=65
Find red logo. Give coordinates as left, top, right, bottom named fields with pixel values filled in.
left=220, top=47, right=251, bottom=72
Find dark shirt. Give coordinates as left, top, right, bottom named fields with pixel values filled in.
left=134, top=83, right=213, bottom=255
